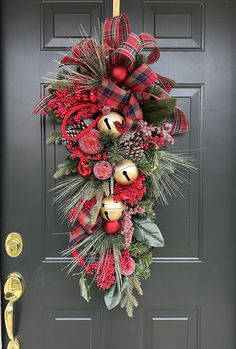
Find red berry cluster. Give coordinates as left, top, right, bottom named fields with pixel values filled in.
left=47, top=88, right=99, bottom=120
left=84, top=253, right=116, bottom=290
left=149, top=135, right=165, bottom=149
left=114, top=174, right=146, bottom=206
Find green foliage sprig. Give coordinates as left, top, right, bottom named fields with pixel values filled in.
left=53, top=158, right=79, bottom=178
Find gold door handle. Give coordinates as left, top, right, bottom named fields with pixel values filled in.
left=4, top=272, right=25, bottom=349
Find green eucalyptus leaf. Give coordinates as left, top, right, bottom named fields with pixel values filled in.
left=141, top=98, right=176, bottom=124
left=132, top=216, right=165, bottom=247
left=79, top=275, right=91, bottom=302
left=104, top=281, right=128, bottom=310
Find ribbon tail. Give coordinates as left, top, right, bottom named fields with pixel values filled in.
left=171, top=106, right=190, bottom=135
left=32, top=94, right=55, bottom=116
left=156, top=75, right=176, bottom=93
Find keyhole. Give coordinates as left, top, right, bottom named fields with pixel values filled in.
left=122, top=170, right=131, bottom=182
left=104, top=118, right=112, bottom=130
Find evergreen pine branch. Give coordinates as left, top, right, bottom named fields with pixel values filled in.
left=132, top=274, right=143, bottom=295
left=51, top=176, right=97, bottom=222
left=120, top=276, right=139, bottom=317
left=90, top=187, right=105, bottom=224
left=102, top=180, right=110, bottom=197
left=149, top=150, right=197, bottom=204
left=137, top=199, right=156, bottom=221
left=107, top=143, right=126, bottom=164
left=134, top=53, right=147, bottom=69
left=100, top=132, right=118, bottom=145
left=53, top=158, right=79, bottom=178
left=146, top=84, right=162, bottom=97
left=130, top=241, right=153, bottom=280
left=46, top=131, right=62, bottom=144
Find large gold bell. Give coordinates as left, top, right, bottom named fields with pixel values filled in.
left=97, top=112, right=124, bottom=137
left=113, top=159, right=139, bottom=185
left=100, top=195, right=125, bottom=221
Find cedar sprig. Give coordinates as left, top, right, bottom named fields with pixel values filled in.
left=107, top=143, right=126, bottom=164
left=53, top=158, right=79, bottom=178
left=46, top=131, right=62, bottom=144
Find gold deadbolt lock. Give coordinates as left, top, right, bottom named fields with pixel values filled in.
left=5, top=233, right=23, bottom=258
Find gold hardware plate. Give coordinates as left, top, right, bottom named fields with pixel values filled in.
left=4, top=273, right=25, bottom=349
left=4, top=272, right=25, bottom=301
left=5, top=233, right=23, bottom=258
left=7, top=338, right=20, bottom=349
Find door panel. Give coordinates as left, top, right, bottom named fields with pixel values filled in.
left=1, top=0, right=236, bottom=348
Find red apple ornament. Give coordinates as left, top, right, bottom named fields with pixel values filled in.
left=103, top=220, right=121, bottom=235
left=78, top=129, right=103, bottom=155
left=111, top=64, right=128, bottom=85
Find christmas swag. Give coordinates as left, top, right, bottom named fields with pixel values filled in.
left=33, top=14, right=194, bottom=316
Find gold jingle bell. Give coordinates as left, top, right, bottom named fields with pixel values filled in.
left=100, top=195, right=125, bottom=221
left=97, top=112, right=124, bottom=137
left=113, top=159, right=139, bottom=185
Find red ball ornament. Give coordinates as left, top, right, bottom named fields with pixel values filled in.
left=89, top=91, right=97, bottom=103
left=110, top=64, right=128, bottom=85
left=93, top=161, right=113, bottom=180
left=103, top=220, right=121, bottom=235
left=77, top=162, right=93, bottom=177
left=78, top=129, right=103, bottom=155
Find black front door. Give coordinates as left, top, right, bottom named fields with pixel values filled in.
left=1, top=0, right=236, bottom=348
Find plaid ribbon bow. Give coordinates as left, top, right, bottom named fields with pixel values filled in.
left=103, top=13, right=160, bottom=72
left=69, top=208, right=102, bottom=249
left=97, top=63, right=157, bottom=131
left=32, top=13, right=189, bottom=134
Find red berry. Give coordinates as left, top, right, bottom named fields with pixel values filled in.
left=103, top=220, right=121, bottom=235
left=82, top=93, right=89, bottom=102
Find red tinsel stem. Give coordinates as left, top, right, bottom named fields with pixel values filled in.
left=61, top=104, right=103, bottom=141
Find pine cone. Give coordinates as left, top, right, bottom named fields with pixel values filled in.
left=119, top=131, right=145, bottom=160
left=62, top=118, right=93, bottom=146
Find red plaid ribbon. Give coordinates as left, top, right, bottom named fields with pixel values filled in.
left=32, top=13, right=189, bottom=134
left=171, top=106, right=189, bottom=135
left=32, top=94, right=55, bottom=115
left=97, top=63, right=157, bottom=131
left=103, top=14, right=160, bottom=71
left=151, top=86, right=189, bottom=135
left=156, top=75, right=176, bottom=94
left=69, top=208, right=102, bottom=248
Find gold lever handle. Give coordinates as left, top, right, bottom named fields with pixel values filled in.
left=4, top=272, right=25, bottom=349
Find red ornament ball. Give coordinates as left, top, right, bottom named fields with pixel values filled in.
left=110, top=64, right=128, bottom=85
left=89, top=91, right=97, bottom=103
left=78, top=129, right=103, bottom=155
left=78, top=162, right=93, bottom=177
left=93, top=161, right=113, bottom=180
left=103, top=220, right=121, bottom=235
